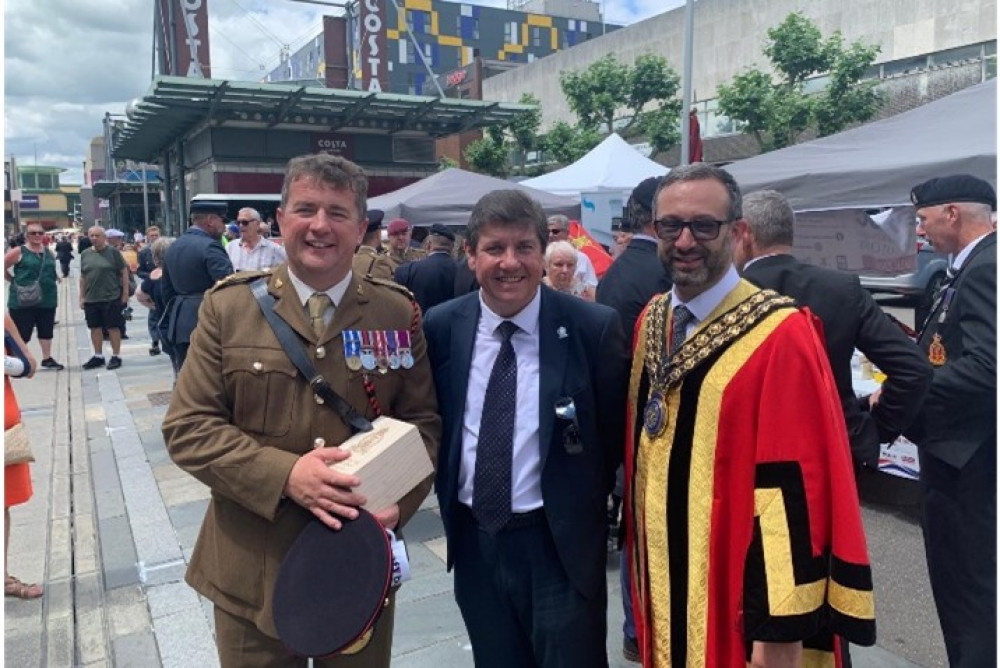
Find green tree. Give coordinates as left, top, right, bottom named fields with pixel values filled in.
left=463, top=94, right=543, bottom=177
left=559, top=53, right=681, bottom=152
left=717, top=12, right=883, bottom=152
left=541, top=122, right=602, bottom=165
left=437, top=155, right=458, bottom=171
left=464, top=126, right=510, bottom=177
left=508, top=93, right=543, bottom=173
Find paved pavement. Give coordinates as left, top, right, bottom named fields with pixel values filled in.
left=5, top=266, right=945, bottom=666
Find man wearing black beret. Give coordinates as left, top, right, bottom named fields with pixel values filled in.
left=904, top=173, right=996, bottom=668
left=394, top=223, right=457, bottom=312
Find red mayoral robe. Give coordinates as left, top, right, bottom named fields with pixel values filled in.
left=625, top=281, right=875, bottom=667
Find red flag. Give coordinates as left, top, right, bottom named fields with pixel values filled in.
left=689, top=110, right=704, bottom=163
left=568, top=220, right=613, bottom=278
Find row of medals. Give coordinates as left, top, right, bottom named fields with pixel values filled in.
left=341, top=330, right=415, bottom=373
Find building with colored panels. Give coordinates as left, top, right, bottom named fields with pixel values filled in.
left=265, top=0, right=622, bottom=97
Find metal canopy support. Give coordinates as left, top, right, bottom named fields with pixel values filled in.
left=268, top=86, right=310, bottom=127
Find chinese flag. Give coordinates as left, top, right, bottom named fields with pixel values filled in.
left=568, top=220, right=613, bottom=278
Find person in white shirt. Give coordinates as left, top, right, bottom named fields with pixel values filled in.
left=226, top=207, right=287, bottom=271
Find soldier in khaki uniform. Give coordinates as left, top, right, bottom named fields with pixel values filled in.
left=162, top=154, right=441, bottom=667
left=384, top=217, right=427, bottom=273
left=352, top=208, right=394, bottom=281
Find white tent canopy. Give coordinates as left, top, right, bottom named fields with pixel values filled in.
left=520, top=133, right=669, bottom=198
left=365, top=168, right=580, bottom=227
left=726, top=79, right=997, bottom=212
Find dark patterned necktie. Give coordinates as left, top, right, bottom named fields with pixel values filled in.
left=670, top=304, right=694, bottom=358
left=472, top=320, right=519, bottom=534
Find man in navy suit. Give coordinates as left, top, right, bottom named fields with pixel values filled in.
left=394, top=223, right=457, bottom=312
left=161, top=200, right=234, bottom=373
left=423, top=190, right=629, bottom=667
left=904, top=175, right=997, bottom=668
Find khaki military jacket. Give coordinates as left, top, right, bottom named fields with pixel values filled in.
left=385, top=247, right=427, bottom=274
left=352, top=245, right=394, bottom=282
left=162, top=263, right=440, bottom=640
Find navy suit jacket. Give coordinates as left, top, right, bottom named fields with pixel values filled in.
left=394, top=251, right=457, bottom=313
left=596, top=237, right=671, bottom=346
left=161, top=227, right=233, bottom=345
left=906, top=233, right=996, bottom=469
left=423, top=286, right=628, bottom=600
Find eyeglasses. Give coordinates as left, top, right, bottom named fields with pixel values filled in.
left=548, top=228, right=565, bottom=236
left=26, top=231, right=44, bottom=236
left=653, top=218, right=732, bottom=241
left=237, top=219, right=257, bottom=226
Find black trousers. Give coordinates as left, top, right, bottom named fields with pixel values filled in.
left=921, top=441, right=997, bottom=668
left=452, top=505, right=608, bottom=668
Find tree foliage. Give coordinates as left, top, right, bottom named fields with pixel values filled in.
left=558, top=53, right=681, bottom=155
left=464, top=125, right=510, bottom=177
left=541, top=122, right=603, bottom=165
left=717, top=12, right=884, bottom=152
left=464, top=93, right=542, bottom=177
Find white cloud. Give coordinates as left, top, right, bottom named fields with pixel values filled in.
left=3, top=0, right=663, bottom=185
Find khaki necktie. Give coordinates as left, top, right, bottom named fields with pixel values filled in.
left=306, top=293, right=333, bottom=337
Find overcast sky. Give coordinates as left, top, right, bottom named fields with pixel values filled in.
left=3, top=0, right=676, bottom=186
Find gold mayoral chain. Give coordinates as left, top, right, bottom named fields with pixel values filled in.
left=642, top=290, right=796, bottom=438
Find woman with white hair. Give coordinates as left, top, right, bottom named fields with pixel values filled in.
left=543, top=240, right=596, bottom=301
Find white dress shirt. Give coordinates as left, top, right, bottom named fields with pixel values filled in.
left=458, top=288, right=544, bottom=512
left=286, top=268, right=352, bottom=328
left=227, top=237, right=287, bottom=271
left=671, top=265, right=741, bottom=340
left=951, top=232, right=990, bottom=272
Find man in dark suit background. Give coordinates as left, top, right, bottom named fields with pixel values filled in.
left=423, top=190, right=628, bottom=667
left=904, top=175, right=996, bottom=668
left=595, top=175, right=671, bottom=662
left=394, top=223, right=457, bottom=312
left=161, top=200, right=234, bottom=373
left=597, top=176, right=672, bottom=343
left=735, top=190, right=932, bottom=468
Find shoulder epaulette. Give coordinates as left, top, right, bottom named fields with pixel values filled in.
left=210, top=268, right=272, bottom=292
left=363, top=275, right=416, bottom=302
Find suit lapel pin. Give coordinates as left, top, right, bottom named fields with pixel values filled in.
left=557, top=326, right=568, bottom=340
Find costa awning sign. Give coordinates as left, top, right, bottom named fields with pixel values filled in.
left=361, top=0, right=386, bottom=93
left=311, top=133, right=355, bottom=159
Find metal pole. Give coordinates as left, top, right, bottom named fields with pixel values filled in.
left=680, top=0, right=694, bottom=165
left=167, top=0, right=179, bottom=76
left=142, top=162, right=150, bottom=229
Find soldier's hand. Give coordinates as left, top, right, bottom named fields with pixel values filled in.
left=284, top=447, right=368, bottom=530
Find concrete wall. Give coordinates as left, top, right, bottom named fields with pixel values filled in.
left=482, top=0, right=997, bottom=129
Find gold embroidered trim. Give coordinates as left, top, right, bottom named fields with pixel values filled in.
left=643, top=290, right=796, bottom=392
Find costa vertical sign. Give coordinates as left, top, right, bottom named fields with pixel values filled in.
left=360, top=0, right=386, bottom=92
left=157, top=0, right=212, bottom=78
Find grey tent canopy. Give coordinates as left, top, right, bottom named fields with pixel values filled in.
left=366, top=168, right=580, bottom=227
left=725, top=78, right=997, bottom=212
